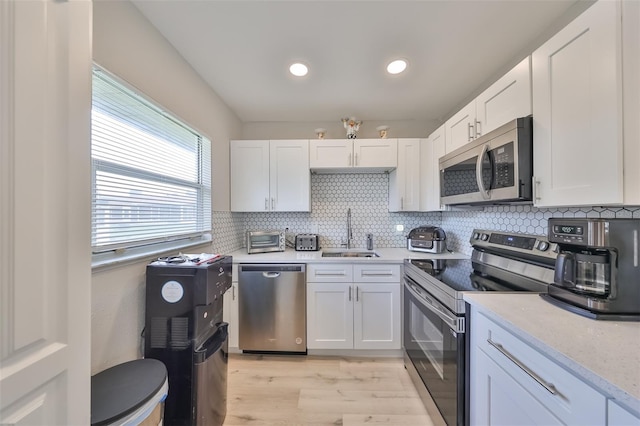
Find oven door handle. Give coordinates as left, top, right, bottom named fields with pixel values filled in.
left=404, top=277, right=464, bottom=333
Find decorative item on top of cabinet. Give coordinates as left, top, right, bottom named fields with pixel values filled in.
left=342, top=117, right=362, bottom=139
left=389, top=138, right=420, bottom=211
left=532, top=0, right=639, bottom=207
left=309, top=138, right=397, bottom=173
left=445, top=56, right=531, bottom=154
left=230, top=139, right=310, bottom=212
left=376, top=125, right=389, bottom=138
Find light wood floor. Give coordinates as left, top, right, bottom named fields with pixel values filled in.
left=223, top=353, right=434, bottom=426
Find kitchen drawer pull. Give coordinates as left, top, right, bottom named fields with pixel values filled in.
left=487, top=338, right=559, bottom=396
left=468, top=122, right=474, bottom=141
left=315, top=270, right=347, bottom=276
left=349, top=286, right=352, bottom=301
left=356, top=286, right=359, bottom=302
left=361, top=271, right=394, bottom=276
left=475, top=119, right=482, bottom=138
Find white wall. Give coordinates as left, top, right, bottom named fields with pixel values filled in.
left=91, top=1, right=242, bottom=374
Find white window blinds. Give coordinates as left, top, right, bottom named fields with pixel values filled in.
left=91, top=68, right=212, bottom=253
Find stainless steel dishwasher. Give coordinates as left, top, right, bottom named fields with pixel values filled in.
left=238, top=264, right=306, bottom=353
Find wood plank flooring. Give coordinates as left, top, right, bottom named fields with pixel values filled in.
left=224, top=353, right=433, bottom=426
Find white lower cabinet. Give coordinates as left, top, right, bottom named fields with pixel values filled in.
left=608, top=400, right=640, bottom=425
left=306, top=263, right=401, bottom=350
left=223, top=264, right=239, bottom=350
left=470, top=308, right=607, bottom=425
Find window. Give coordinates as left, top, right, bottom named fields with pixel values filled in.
left=91, top=67, right=211, bottom=260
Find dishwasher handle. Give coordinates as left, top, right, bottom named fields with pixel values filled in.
left=239, top=264, right=305, bottom=273
left=263, top=271, right=280, bottom=279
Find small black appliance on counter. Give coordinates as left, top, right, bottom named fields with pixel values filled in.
left=544, top=218, right=640, bottom=320
left=144, top=254, right=232, bottom=425
left=407, top=226, right=447, bottom=253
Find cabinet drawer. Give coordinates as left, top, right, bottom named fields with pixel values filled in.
left=353, top=264, right=400, bottom=282
left=308, top=264, right=353, bottom=282
left=472, top=311, right=606, bottom=425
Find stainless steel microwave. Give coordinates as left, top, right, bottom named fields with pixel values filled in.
left=246, top=230, right=285, bottom=254
left=439, top=116, right=533, bottom=206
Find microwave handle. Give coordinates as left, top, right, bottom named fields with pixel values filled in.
left=475, top=144, right=491, bottom=200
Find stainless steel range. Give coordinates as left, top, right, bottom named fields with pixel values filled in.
left=402, top=229, right=558, bottom=426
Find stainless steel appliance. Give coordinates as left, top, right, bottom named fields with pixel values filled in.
left=238, top=264, right=306, bottom=353
left=544, top=218, right=640, bottom=320
left=246, top=230, right=285, bottom=254
left=407, top=226, right=447, bottom=253
left=144, top=255, right=232, bottom=426
left=295, top=233, right=320, bottom=251
left=439, top=116, right=533, bottom=206
left=403, top=229, right=556, bottom=425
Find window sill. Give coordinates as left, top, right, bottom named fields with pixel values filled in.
left=91, top=235, right=213, bottom=272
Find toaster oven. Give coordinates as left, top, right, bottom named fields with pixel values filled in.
left=246, top=230, right=285, bottom=254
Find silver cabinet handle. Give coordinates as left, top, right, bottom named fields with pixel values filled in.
left=361, top=270, right=394, bottom=276
left=475, top=119, right=482, bottom=138
left=232, top=284, right=236, bottom=300
left=533, top=177, right=541, bottom=201
left=348, top=286, right=352, bottom=301
left=349, top=153, right=352, bottom=166
left=487, top=338, right=559, bottom=396
left=355, top=153, right=358, bottom=166
left=271, top=197, right=275, bottom=210
left=356, top=286, right=359, bottom=302
left=468, top=122, right=474, bottom=141
left=265, top=198, right=268, bottom=210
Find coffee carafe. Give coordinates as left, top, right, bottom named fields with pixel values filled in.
left=554, top=251, right=611, bottom=296
left=546, top=218, right=640, bottom=321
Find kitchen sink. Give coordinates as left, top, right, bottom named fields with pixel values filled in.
left=321, top=250, right=379, bottom=258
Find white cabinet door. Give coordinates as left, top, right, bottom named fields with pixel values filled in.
left=389, top=138, right=420, bottom=211
left=476, top=56, right=531, bottom=137
left=532, top=0, right=623, bottom=207
left=471, top=349, right=563, bottom=426
left=223, top=271, right=239, bottom=350
left=470, top=308, right=607, bottom=426
left=353, top=283, right=401, bottom=350
left=608, top=400, right=640, bottom=425
left=230, top=140, right=270, bottom=211
left=306, top=282, right=354, bottom=350
left=309, top=139, right=351, bottom=168
left=445, top=100, right=476, bottom=153
left=269, top=139, right=310, bottom=211
left=1, top=2, right=92, bottom=424
left=421, top=126, right=446, bottom=211
left=231, top=139, right=310, bottom=211
left=353, top=138, right=398, bottom=169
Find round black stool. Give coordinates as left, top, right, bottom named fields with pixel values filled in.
left=91, top=358, right=168, bottom=426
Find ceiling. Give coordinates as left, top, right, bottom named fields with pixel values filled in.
left=132, top=0, right=589, bottom=124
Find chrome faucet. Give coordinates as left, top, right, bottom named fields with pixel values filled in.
left=346, top=208, right=353, bottom=249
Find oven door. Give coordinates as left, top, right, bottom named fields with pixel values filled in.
left=403, top=275, right=465, bottom=426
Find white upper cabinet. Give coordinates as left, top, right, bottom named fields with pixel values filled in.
left=445, top=56, right=532, bottom=154
left=532, top=0, right=639, bottom=207
left=310, top=138, right=397, bottom=172
left=389, top=138, right=421, bottom=211
left=420, top=125, right=446, bottom=211
left=230, top=139, right=310, bottom=212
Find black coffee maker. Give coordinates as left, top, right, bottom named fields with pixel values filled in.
left=545, top=218, right=640, bottom=320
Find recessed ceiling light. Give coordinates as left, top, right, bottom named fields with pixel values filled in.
left=289, top=63, right=308, bottom=77
left=387, top=59, right=407, bottom=75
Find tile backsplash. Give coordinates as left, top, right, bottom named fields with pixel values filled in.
left=212, top=173, right=640, bottom=256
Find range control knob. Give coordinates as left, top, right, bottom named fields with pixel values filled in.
left=481, top=233, right=489, bottom=241
left=537, top=241, right=550, bottom=252
left=473, top=232, right=480, bottom=240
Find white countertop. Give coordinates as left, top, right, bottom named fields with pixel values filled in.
left=227, top=247, right=469, bottom=263
left=464, top=293, right=640, bottom=414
